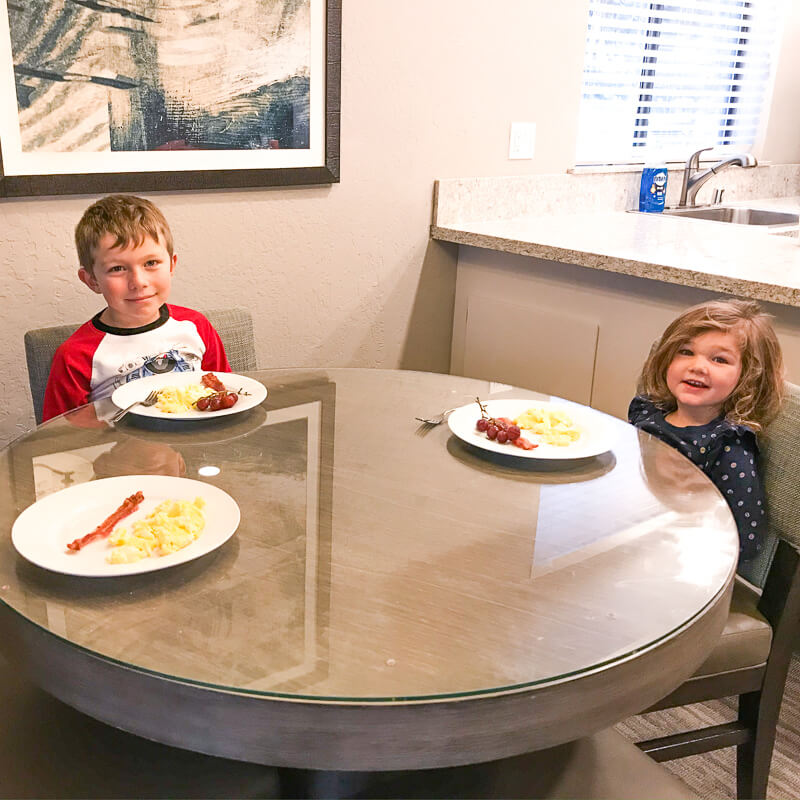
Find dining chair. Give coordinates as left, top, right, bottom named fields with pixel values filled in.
left=635, top=380, right=800, bottom=800
left=0, top=654, right=280, bottom=798
left=23, top=307, right=257, bottom=424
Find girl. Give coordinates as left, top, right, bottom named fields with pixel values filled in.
left=629, top=298, right=785, bottom=563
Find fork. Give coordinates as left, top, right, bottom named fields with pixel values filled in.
left=415, top=408, right=456, bottom=426
left=112, top=389, right=160, bottom=423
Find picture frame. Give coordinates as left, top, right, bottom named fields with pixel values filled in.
left=0, top=0, right=340, bottom=197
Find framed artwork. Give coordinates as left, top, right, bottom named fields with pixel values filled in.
left=0, top=0, right=340, bottom=197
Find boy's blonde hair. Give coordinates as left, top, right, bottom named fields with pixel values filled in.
left=75, top=194, right=174, bottom=272
left=637, top=298, right=785, bottom=432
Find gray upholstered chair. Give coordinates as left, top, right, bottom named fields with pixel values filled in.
left=24, top=308, right=257, bottom=424
left=636, top=381, right=800, bottom=800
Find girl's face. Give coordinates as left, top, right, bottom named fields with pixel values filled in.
left=666, top=330, right=743, bottom=424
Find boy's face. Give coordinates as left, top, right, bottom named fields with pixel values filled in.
left=79, top=233, right=176, bottom=329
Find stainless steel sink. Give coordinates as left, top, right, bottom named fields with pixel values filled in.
left=661, top=206, right=799, bottom=226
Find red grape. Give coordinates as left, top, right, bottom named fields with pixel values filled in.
left=220, top=392, right=237, bottom=409
left=473, top=400, right=526, bottom=447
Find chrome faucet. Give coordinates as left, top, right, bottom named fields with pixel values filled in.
left=678, top=147, right=757, bottom=207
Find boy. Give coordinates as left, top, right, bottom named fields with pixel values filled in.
left=42, top=195, right=230, bottom=421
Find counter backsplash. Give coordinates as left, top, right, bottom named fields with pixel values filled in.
left=433, top=164, right=800, bottom=228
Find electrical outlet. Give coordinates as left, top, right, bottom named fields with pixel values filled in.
left=509, top=122, right=536, bottom=160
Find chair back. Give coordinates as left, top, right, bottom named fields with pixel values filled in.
left=24, top=307, right=257, bottom=424
left=742, top=380, right=800, bottom=586
left=24, top=323, right=81, bottom=426
left=761, top=381, right=800, bottom=549
left=204, top=308, right=258, bottom=373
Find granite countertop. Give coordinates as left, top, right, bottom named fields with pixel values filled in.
left=431, top=173, right=800, bottom=308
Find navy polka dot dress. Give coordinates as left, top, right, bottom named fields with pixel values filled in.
left=628, top=396, right=764, bottom=562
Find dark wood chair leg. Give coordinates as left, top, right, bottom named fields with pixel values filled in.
left=736, top=736, right=757, bottom=800
left=737, top=688, right=781, bottom=800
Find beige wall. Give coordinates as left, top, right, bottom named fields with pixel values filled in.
left=1, top=0, right=799, bottom=445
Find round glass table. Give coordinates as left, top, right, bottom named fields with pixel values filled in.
left=0, top=368, right=737, bottom=773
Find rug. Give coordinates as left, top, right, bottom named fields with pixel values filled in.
left=616, top=652, right=800, bottom=799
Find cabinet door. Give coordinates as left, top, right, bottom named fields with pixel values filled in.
left=461, top=295, right=599, bottom=405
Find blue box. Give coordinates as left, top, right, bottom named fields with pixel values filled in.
left=639, top=165, right=668, bottom=213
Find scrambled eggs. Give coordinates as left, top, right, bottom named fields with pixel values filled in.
left=107, top=497, right=206, bottom=564
left=156, top=383, right=214, bottom=413
left=513, top=406, right=582, bottom=447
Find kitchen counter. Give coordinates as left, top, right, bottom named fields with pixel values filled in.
left=432, top=193, right=800, bottom=308
left=432, top=169, right=800, bottom=419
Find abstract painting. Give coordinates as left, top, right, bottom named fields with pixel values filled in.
left=0, top=0, right=340, bottom=195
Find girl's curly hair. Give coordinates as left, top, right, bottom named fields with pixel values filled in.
left=637, top=298, right=785, bottom=432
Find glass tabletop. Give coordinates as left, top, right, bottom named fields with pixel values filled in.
left=0, top=368, right=738, bottom=703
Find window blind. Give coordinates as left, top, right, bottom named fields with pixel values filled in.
left=576, top=0, right=786, bottom=164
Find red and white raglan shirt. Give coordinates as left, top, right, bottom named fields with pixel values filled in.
left=42, top=305, right=231, bottom=422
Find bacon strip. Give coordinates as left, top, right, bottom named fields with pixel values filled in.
left=66, top=492, right=144, bottom=552
left=201, top=373, right=226, bottom=392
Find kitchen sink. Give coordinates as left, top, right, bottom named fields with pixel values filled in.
left=661, top=206, right=799, bottom=226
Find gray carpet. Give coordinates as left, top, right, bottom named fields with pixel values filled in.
left=616, top=651, right=800, bottom=800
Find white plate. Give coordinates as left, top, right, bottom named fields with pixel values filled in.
left=447, top=399, right=614, bottom=460
left=111, top=372, right=267, bottom=420
left=12, top=475, right=240, bottom=577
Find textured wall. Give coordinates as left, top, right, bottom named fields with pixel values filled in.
left=0, top=0, right=591, bottom=445
left=1, top=0, right=798, bottom=446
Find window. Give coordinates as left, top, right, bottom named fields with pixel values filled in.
left=576, top=0, right=787, bottom=165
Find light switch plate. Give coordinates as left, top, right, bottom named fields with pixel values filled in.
left=509, top=122, right=536, bottom=160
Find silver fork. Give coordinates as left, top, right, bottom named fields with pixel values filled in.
left=415, top=408, right=456, bottom=426
left=112, top=389, right=160, bottom=423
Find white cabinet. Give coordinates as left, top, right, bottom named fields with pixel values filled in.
left=451, top=245, right=800, bottom=420
left=459, top=293, right=599, bottom=406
